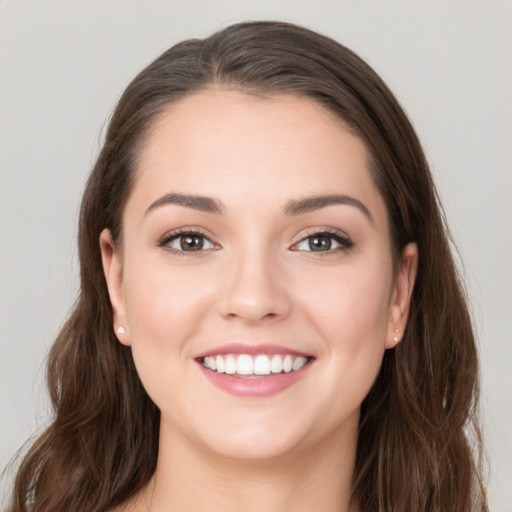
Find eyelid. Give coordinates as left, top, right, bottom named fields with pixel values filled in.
left=158, top=227, right=220, bottom=255
left=290, top=227, right=354, bottom=253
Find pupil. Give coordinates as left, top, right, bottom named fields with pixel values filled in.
left=309, top=236, right=331, bottom=251
left=182, top=235, right=203, bottom=251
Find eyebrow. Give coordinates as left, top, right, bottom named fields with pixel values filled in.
left=284, top=194, right=373, bottom=222
left=145, top=192, right=372, bottom=222
left=145, top=193, right=224, bottom=216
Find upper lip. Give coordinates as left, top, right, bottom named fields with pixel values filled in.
left=194, top=343, right=312, bottom=359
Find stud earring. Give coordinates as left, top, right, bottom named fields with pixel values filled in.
left=117, top=326, right=125, bottom=335
left=393, top=328, right=399, bottom=342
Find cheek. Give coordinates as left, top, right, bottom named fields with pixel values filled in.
left=299, top=259, right=392, bottom=342
left=122, top=258, right=217, bottom=362
left=120, top=259, right=217, bottom=411
left=299, top=261, right=392, bottom=419
left=296, top=256, right=393, bottom=389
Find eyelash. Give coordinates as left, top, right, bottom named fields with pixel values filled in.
left=158, top=227, right=354, bottom=256
left=291, top=228, right=354, bottom=256
left=158, top=228, right=218, bottom=256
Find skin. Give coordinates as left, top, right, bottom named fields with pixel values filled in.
left=101, top=90, right=418, bottom=512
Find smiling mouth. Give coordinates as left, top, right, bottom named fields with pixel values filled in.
left=199, top=354, right=312, bottom=378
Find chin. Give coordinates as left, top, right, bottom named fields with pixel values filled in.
left=203, top=429, right=304, bottom=462
left=176, top=408, right=311, bottom=462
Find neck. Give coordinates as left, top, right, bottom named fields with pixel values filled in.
left=145, top=419, right=359, bottom=512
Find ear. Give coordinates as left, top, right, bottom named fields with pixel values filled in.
left=99, top=229, right=130, bottom=346
left=386, top=242, right=418, bottom=349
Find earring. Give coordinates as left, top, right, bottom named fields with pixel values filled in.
left=393, top=328, right=399, bottom=342
left=117, top=326, right=125, bottom=335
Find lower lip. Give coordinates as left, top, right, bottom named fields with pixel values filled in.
left=198, top=361, right=312, bottom=398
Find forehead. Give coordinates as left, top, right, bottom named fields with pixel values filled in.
left=128, top=89, right=387, bottom=224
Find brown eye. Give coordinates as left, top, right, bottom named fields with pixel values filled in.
left=163, top=232, right=216, bottom=252
left=292, top=231, right=353, bottom=253
left=179, top=234, right=204, bottom=251
left=308, top=235, right=332, bottom=251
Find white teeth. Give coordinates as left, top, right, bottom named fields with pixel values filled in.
left=283, top=355, right=293, bottom=373
left=201, top=353, right=309, bottom=376
left=237, top=354, right=253, bottom=375
left=292, top=356, right=308, bottom=371
left=270, top=354, right=283, bottom=373
left=225, top=355, right=237, bottom=374
left=254, top=355, right=271, bottom=375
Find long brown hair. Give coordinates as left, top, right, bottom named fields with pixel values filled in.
left=8, top=21, right=487, bottom=511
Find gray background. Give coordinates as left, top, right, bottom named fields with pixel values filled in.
left=1, top=1, right=511, bottom=510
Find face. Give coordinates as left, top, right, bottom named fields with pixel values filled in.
left=101, top=90, right=417, bottom=462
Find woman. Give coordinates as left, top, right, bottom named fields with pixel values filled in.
left=8, top=21, right=487, bottom=512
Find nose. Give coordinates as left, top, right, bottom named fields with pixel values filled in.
left=219, top=248, right=292, bottom=325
